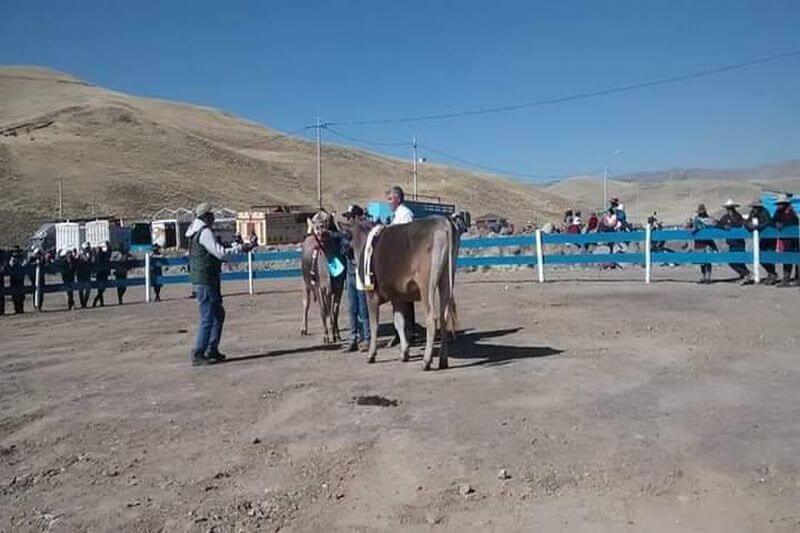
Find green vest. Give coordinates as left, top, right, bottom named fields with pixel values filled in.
left=189, top=227, right=221, bottom=287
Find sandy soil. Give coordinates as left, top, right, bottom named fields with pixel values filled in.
left=1, top=268, right=799, bottom=531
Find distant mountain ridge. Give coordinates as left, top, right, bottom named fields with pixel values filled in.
left=615, top=159, right=800, bottom=183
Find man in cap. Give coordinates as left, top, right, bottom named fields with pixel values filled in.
left=746, top=198, right=777, bottom=284
left=771, top=194, right=798, bottom=287
left=341, top=204, right=371, bottom=352
left=185, top=203, right=234, bottom=365
left=717, top=199, right=752, bottom=284
left=690, top=204, right=718, bottom=284
left=0, top=248, right=6, bottom=316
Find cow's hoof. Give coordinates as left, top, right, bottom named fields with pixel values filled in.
left=300, top=329, right=307, bottom=336
left=422, top=362, right=432, bottom=371
left=367, top=356, right=376, bottom=364
left=438, top=360, right=449, bottom=370
left=401, top=352, right=410, bottom=362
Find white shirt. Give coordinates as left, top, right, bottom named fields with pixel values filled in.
left=391, top=203, right=414, bottom=225
left=185, top=218, right=231, bottom=260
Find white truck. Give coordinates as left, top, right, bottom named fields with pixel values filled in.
left=85, top=219, right=131, bottom=250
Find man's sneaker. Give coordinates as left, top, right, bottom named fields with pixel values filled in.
left=192, top=356, right=212, bottom=367
left=206, top=351, right=227, bottom=362
left=342, top=340, right=358, bottom=353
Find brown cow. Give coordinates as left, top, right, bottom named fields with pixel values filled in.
left=300, top=211, right=345, bottom=344
left=350, top=215, right=464, bottom=370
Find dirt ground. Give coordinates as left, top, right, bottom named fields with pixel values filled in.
left=1, top=267, right=799, bottom=532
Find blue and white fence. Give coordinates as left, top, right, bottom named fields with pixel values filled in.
left=16, top=225, right=800, bottom=304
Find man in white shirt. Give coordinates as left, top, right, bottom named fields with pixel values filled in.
left=388, top=186, right=414, bottom=225
left=386, top=186, right=417, bottom=344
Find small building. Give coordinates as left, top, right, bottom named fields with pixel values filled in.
left=237, top=205, right=317, bottom=246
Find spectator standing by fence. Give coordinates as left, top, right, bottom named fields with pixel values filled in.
left=59, top=250, right=77, bottom=310
left=747, top=199, right=777, bottom=285
left=28, top=247, right=46, bottom=311
left=114, top=250, right=131, bottom=305
left=771, top=194, right=799, bottom=287
left=691, top=204, right=718, bottom=284
left=151, top=244, right=163, bottom=302
left=92, top=243, right=111, bottom=307
left=717, top=199, right=752, bottom=284
left=76, top=243, right=93, bottom=308
left=8, top=249, right=27, bottom=314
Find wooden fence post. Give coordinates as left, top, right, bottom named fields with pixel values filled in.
left=535, top=229, right=545, bottom=283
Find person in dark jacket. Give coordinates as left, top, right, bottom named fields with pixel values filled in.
left=75, top=243, right=93, bottom=308
left=114, top=250, right=132, bottom=305
left=27, top=247, right=47, bottom=311
left=690, top=204, right=718, bottom=284
left=746, top=199, right=777, bottom=284
left=771, top=194, right=799, bottom=286
left=340, top=205, right=371, bottom=352
left=8, top=249, right=27, bottom=314
left=150, top=245, right=163, bottom=302
left=92, top=243, right=111, bottom=307
left=717, top=199, right=752, bottom=284
left=185, top=203, right=233, bottom=365
left=59, top=249, right=77, bottom=310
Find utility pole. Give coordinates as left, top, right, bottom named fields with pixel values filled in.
left=58, top=175, right=63, bottom=219
left=603, top=167, right=608, bottom=209
left=316, top=117, right=322, bottom=209
left=412, top=137, right=418, bottom=200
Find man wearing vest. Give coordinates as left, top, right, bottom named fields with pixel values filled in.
left=186, top=203, right=233, bottom=366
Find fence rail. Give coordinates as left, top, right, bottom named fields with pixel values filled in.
left=10, top=225, right=800, bottom=304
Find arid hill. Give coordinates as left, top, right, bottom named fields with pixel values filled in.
left=0, top=66, right=567, bottom=246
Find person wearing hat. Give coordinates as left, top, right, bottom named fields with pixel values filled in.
left=76, top=242, right=93, bottom=308
left=0, top=248, right=7, bottom=316
left=690, top=203, right=718, bottom=284
left=717, top=199, right=752, bottom=284
left=113, top=249, right=132, bottom=305
left=746, top=198, right=777, bottom=284
left=771, top=194, right=798, bottom=286
left=150, top=244, right=164, bottom=302
left=185, top=203, right=234, bottom=365
left=340, top=204, right=371, bottom=352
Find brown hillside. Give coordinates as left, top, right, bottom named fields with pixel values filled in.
left=0, top=66, right=566, bottom=246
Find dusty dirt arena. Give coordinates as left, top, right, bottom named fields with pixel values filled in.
left=1, top=268, right=799, bottom=532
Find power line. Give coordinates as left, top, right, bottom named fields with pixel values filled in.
left=418, top=143, right=594, bottom=180
left=324, top=126, right=409, bottom=147
left=325, top=48, right=800, bottom=126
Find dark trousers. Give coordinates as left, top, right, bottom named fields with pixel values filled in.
left=61, top=277, right=75, bottom=309
left=760, top=239, right=777, bottom=276
left=77, top=277, right=91, bottom=308
left=0, top=279, right=5, bottom=315
left=116, top=275, right=127, bottom=304
left=780, top=240, right=799, bottom=279
left=10, top=281, right=25, bottom=313
left=93, top=273, right=109, bottom=307
left=192, top=283, right=225, bottom=358
left=727, top=240, right=749, bottom=278
left=346, top=271, right=370, bottom=342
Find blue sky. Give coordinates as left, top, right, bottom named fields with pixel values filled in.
left=2, top=0, right=799, bottom=181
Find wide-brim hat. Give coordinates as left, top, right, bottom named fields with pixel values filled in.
left=343, top=204, right=364, bottom=218
left=775, top=193, right=792, bottom=204
left=722, top=198, right=740, bottom=208
left=696, top=203, right=707, bottom=213
left=195, top=202, right=213, bottom=217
